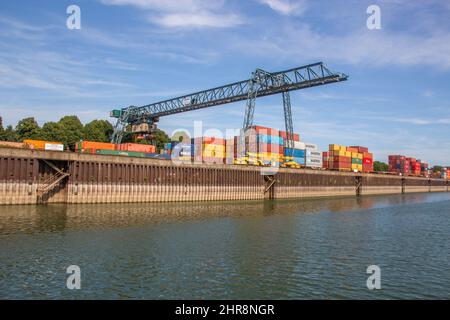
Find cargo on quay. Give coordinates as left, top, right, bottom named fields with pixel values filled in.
left=0, top=147, right=448, bottom=205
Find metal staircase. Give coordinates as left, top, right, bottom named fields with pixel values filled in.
left=37, top=160, right=69, bottom=202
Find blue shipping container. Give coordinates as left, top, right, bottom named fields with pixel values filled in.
left=257, top=134, right=283, bottom=145
left=284, top=148, right=305, bottom=158
left=293, top=157, right=305, bottom=165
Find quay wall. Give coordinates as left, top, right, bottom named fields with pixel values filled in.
left=0, top=148, right=448, bottom=205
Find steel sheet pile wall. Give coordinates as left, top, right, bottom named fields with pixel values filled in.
left=0, top=148, right=448, bottom=205
left=67, top=161, right=265, bottom=203
left=274, top=170, right=356, bottom=198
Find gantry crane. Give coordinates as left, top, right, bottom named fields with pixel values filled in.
left=110, top=62, right=348, bottom=156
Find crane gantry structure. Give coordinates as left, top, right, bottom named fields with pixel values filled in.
left=110, top=62, right=348, bottom=155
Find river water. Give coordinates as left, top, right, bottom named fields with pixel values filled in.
left=0, top=193, right=449, bottom=299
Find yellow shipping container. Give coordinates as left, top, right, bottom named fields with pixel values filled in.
left=357, top=153, right=363, bottom=159
left=351, top=152, right=358, bottom=158
left=345, top=151, right=352, bottom=157
left=329, top=144, right=341, bottom=151
left=340, top=146, right=347, bottom=152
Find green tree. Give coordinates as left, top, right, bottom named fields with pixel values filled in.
left=373, top=161, right=388, bottom=172
left=83, top=120, right=113, bottom=142
left=0, top=116, right=4, bottom=140
left=58, top=115, right=83, bottom=150
left=432, top=166, right=443, bottom=173
left=41, top=121, right=63, bottom=142
left=2, top=125, right=18, bottom=141
left=154, top=128, right=170, bottom=151
left=15, top=117, right=42, bottom=140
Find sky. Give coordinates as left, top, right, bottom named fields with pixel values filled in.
left=0, top=0, right=450, bottom=164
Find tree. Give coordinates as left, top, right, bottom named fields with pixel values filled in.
left=83, top=120, right=113, bottom=142
left=2, top=125, right=18, bottom=141
left=154, top=128, right=170, bottom=151
left=57, top=116, right=83, bottom=150
left=41, top=121, right=63, bottom=142
left=373, top=161, right=388, bottom=172
left=15, top=117, right=41, bottom=140
left=432, top=166, right=444, bottom=173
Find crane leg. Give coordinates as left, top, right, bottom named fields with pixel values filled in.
left=282, top=91, right=294, bottom=158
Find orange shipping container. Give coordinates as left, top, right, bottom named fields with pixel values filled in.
left=24, top=139, right=62, bottom=150
left=77, top=141, right=115, bottom=151
left=117, top=143, right=156, bottom=153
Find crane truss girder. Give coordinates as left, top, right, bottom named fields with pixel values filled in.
left=121, top=62, right=347, bottom=124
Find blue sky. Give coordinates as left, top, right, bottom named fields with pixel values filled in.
left=1, top=0, right=450, bottom=164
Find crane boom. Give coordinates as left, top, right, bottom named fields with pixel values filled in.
left=111, top=62, right=348, bottom=143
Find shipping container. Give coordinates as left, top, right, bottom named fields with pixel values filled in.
left=117, top=143, right=156, bottom=153
left=24, top=139, right=64, bottom=150
left=76, top=141, right=115, bottom=152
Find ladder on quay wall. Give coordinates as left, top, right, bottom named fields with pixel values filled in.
left=264, top=175, right=277, bottom=199
left=37, top=159, right=70, bottom=202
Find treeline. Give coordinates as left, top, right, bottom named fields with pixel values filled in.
left=0, top=116, right=170, bottom=151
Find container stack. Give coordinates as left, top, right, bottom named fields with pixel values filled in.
left=246, top=126, right=284, bottom=165
left=322, top=151, right=329, bottom=169
left=328, top=144, right=351, bottom=171
left=75, top=141, right=115, bottom=154
left=349, top=146, right=373, bottom=173
left=194, top=137, right=225, bottom=164
left=225, top=136, right=238, bottom=165
left=388, top=155, right=410, bottom=175
left=441, top=167, right=449, bottom=179
left=305, top=143, right=322, bottom=168
left=407, top=157, right=421, bottom=176
left=171, top=142, right=193, bottom=162
left=421, top=163, right=430, bottom=177
left=284, top=142, right=305, bottom=166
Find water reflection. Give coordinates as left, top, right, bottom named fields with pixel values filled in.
left=0, top=192, right=448, bottom=235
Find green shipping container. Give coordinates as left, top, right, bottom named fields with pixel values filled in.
left=95, top=149, right=146, bottom=158
left=352, top=158, right=363, bottom=164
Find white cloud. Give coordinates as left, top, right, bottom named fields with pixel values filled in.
left=232, top=24, right=450, bottom=69
left=258, top=0, right=307, bottom=16
left=100, top=0, right=243, bottom=28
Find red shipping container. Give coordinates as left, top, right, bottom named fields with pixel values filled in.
left=346, top=147, right=359, bottom=153
left=278, top=130, right=300, bottom=142
left=249, top=125, right=279, bottom=136
left=333, top=156, right=351, bottom=163
left=363, top=158, right=373, bottom=165
left=350, top=146, right=369, bottom=153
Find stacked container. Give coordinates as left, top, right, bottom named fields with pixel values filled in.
left=407, top=157, right=421, bottom=176
left=245, top=126, right=284, bottom=165
left=305, top=143, right=322, bottom=168
left=193, top=137, right=225, bottom=164
left=322, top=151, right=329, bottom=169
left=421, top=163, right=430, bottom=177
left=350, top=146, right=373, bottom=173
left=388, top=155, right=410, bottom=175
left=75, top=141, right=115, bottom=154
left=328, top=144, right=351, bottom=171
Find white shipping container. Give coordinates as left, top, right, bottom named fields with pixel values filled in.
left=45, top=143, right=64, bottom=151
left=306, top=157, right=323, bottom=167
left=306, top=150, right=321, bottom=157
left=293, top=141, right=306, bottom=149
left=304, top=143, right=318, bottom=150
